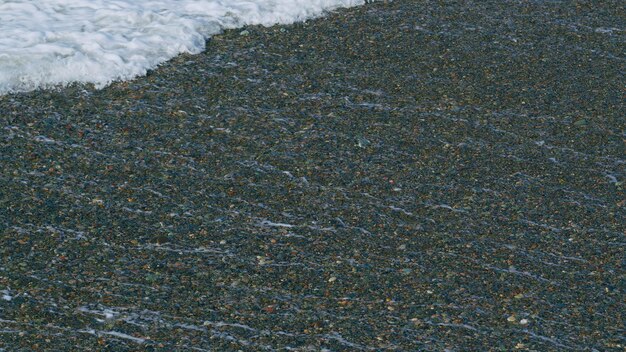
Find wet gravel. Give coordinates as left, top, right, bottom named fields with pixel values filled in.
left=1, top=0, right=624, bottom=350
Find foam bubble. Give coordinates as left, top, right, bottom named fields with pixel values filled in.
left=0, top=0, right=363, bottom=94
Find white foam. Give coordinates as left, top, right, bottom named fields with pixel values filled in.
left=0, top=0, right=363, bottom=94
left=1, top=290, right=12, bottom=301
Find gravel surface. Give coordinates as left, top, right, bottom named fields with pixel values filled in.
left=1, top=0, right=624, bottom=350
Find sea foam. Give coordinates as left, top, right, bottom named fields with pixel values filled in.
left=0, top=0, right=363, bottom=94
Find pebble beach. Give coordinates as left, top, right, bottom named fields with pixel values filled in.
left=1, top=0, right=624, bottom=350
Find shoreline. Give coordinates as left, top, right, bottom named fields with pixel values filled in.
left=0, top=0, right=366, bottom=96
left=1, top=0, right=624, bottom=350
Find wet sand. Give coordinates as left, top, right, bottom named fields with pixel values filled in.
left=1, top=0, right=624, bottom=350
